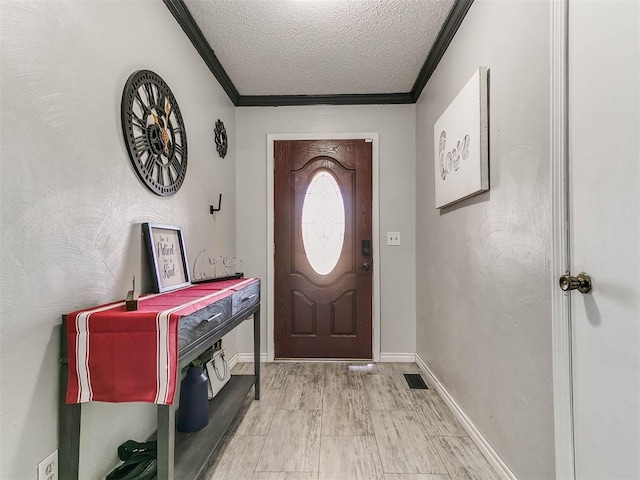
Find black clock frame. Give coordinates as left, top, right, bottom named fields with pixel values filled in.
left=121, top=70, right=188, bottom=196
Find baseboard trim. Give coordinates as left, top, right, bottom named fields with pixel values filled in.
left=227, top=352, right=238, bottom=371
left=415, top=354, right=517, bottom=480
left=380, top=352, right=417, bottom=363
left=236, top=352, right=268, bottom=363
left=235, top=353, right=415, bottom=363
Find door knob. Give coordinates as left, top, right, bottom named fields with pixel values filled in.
left=559, top=272, right=592, bottom=294
left=361, top=262, right=371, bottom=271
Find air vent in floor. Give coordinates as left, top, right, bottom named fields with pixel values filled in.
left=404, top=373, right=428, bottom=389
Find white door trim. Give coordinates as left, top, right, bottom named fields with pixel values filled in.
left=551, top=1, right=575, bottom=478
left=266, top=133, right=381, bottom=362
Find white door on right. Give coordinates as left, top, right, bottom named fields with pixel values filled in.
left=569, top=1, right=639, bottom=478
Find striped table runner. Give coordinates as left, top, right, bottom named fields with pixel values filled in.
left=66, top=278, right=257, bottom=405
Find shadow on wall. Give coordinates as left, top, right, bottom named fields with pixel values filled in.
left=438, top=191, right=491, bottom=215
left=583, top=294, right=601, bottom=327
left=19, top=324, right=63, bottom=470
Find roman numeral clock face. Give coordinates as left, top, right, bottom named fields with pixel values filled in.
left=121, top=70, right=187, bottom=196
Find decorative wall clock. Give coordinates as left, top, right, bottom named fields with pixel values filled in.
left=214, top=119, right=228, bottom=158
left=121, top=70, right=188, bottom=196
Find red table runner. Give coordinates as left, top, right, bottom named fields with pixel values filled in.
left=66, top=278, right=258, bottom=405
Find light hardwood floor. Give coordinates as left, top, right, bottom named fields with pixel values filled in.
left=206, top=362, right=501, bottom=480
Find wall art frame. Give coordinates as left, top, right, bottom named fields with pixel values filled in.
left=142, top=223, right=191, bottom=293
left=214, top=119, right=228, bottom=158
left=434, top=66, right=489, bottom=208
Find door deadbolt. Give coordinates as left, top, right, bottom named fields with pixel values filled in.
left=559, top=272, right=592, bottom=294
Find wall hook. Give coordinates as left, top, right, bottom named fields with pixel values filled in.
left=210, top=194, right=222, bottom=214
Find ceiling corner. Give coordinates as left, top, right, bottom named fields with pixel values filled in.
left=165, top=0, right=475, bottom=107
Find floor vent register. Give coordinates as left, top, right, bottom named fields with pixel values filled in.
left=403, top=373, right=428, bottom=389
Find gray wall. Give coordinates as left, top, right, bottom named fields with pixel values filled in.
left=235, top=105, right=417, bottom=357
left=0, top=0, right=557, bottom=477
left=0, top=1, right=237, bottom=478
left=415, top=1, right=554, bottom=478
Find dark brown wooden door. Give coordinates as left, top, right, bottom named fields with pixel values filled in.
left=274, top=139, right=373, bottom=359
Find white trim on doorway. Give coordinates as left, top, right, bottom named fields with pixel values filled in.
left=266, top=133, right=381, bottom=362
left=551, top=0, right=575, bottom=478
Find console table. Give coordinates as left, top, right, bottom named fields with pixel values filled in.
left=58, top=278, right=261, bottom=480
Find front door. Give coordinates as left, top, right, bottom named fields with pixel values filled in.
left=568, top=1, right=639, bottom=477
left=274, top=139, right=373, bottom=359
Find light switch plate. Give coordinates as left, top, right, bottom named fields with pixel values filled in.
left=387, top=232, right=401, bottom=246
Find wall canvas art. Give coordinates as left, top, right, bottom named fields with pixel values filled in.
left=434, top=67, right=489, bottom=208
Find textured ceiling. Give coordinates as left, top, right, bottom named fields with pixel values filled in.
left=183, top=0, right=456, bottom=97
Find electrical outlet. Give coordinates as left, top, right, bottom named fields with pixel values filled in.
left=386, top=232, right=401, bottom=246
left=37, top=450, right=57, bottom=480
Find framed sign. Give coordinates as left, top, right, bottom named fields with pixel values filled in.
left=142, top=223, right=191, bottom=293
left=434, top=67, right=489, bottom=208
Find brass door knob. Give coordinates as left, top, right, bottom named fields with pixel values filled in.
left=559, top=272, right=592, bottom=294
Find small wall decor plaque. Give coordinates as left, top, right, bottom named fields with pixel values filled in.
left=434, top=67, right=489, bottom=208
left=214, top=119, right=228, bottom=158
left=142, top=223, right=191, bottom=293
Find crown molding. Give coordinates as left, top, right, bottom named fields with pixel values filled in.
left=237, top=93, right=414, bottom=107
left=410, top=0, right=475, bottom=102
left=164, top=0, right=474, bottom=107
left=163, top=0, right=240, bottom=105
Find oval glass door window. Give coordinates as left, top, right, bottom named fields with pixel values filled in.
left=301, top=171, right=345, bottom=275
